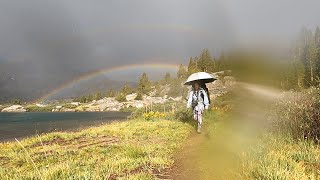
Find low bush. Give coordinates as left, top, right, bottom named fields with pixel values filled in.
left=174, top=107, right=193, bottom=123
left=115, top=93, right=127, bottom=102
left=135, top=93, right=143, bottom=100
left=62, top=104, right=77, bottom=109
left=26, top=104, right=56, bottom=112
left=143, top=111, right=167, bottom=121
left=269, top=88, right=320, bottom=142
left=127, top=108, right=145, bottom=119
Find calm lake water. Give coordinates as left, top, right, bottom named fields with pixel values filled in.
left=0, top=112, right=130, bottom=142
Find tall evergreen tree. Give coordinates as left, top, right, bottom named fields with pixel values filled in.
left=121, top=83, right=132, bottom=95
left=216, top=51, right=227, bottom=72
left=314, top=26, right=320, bottom=82
left=193, top=56, right=200, bottom=72
left=187, top=57, right=194, bottom=73
left=163, top=72, right=172, bottom=84
left=94, top=91, right=102, bottom=100
left=177, top=64, right=188, bottom=79
left=187, top=57, right=198, bottom=74
left=106, top=89, right=115, bottom=97
left=199, top=49, right=213, bottom=72
left=307, top=41, right=317, bottom=84
left=315, top=26, right=320, bottom=47
left=296, top=27, right=314, bottom=86
left=138, top=72, right=151, bottom=94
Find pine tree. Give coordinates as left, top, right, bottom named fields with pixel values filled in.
left=193, top=56, right=200, bottom=72
left=315, top=26, right=320, bottom=47
left=138, top=72, right=151, bottom=94
left=314, top=26, right=320, bottom=82
left=164, top=72, right=171, bottom=83
left=296, top=27, right=314, bottom=86
left=121, top=83, right=132, bottom=95
left=106, top=89, right=115, bottom=97
left=177, top=64, right=188, bottom=79
left=215, top=51, right=227, bottom=72
left=199, top=49, right=213, bottom=72
left=187, top=57, right=197, bottom=74
left=94, top=91, right=102, bottom=100
left=293, top=57, right=305, bottom=89
left=10, top=99, right=22, bottom=105
left=307, top=41, right=317, bottom=84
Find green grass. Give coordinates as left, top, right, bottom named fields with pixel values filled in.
left=25, top=104, right=57, bottom=112
left=183, top=90, right=320, bottom=180
left=0, top=118, right=193, bottom=179
left=234, top=134, right=320, bottom=180
left=188, top=109, right=320, bottom=180
left=2, top=89, right=320, bottom=179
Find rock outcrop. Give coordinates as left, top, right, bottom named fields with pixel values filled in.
left=125, top=93, right=137, bottom=101
left=50, top=93, right=184, bottom=112
left=207, top=74, right=236, bottom=99
left=1, top=105, right=27, bottom=112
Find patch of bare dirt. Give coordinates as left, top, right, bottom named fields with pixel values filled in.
left=0, top=156, right=10, bottom=166
left=27, top=135, right=119, bottom=149
left=107, top=163, right=172, bottom=180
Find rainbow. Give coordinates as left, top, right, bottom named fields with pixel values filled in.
left=36, top=63, right=180, bottom=102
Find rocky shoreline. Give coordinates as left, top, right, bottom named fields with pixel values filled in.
left=1, top=75, right=235, bottom=113
left=1, top=94, right=183, bottom=112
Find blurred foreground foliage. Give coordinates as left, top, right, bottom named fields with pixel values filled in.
left=269, top=87, right=320, bottom=142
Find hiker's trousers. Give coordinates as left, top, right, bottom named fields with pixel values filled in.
left=193, top=105, right=204, bottom=128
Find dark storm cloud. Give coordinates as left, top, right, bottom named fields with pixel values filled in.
left=1, top=0, right=320, bottom=101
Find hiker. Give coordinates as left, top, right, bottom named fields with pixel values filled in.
left=187, top=81, right=210, bottom=133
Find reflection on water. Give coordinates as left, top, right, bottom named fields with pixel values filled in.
left=0, top=112, right=130, bottom=142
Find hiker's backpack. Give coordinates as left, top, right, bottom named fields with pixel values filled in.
left=191, top=88, right=210, bottom=109
left=200, top=83, right=210, bottom=104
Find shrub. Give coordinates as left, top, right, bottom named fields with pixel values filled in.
left=26, top=104, right=56, bottom=112
left=106, top=89, right=116, bottom=97
left=120, top=106, right=139, bottom=112
left=74, top=95, right=94, bottom=103
left=63, top=104, right=78, bottom=109
left=115, top=93, right=127, bottom=102
left=134, top=93, right=143, bottom=100
left=127, top=108, right=145, bottom=119
left=268, top=88, right=320, bottom=142
left=10, top=99, right=22, bottom=105
left=94, top=92, right=103, bottom=100
left=210, top=91, right=235, bottom=111
left=137, top=72, right=151, bottom=94
left=174, top=107, right=193, bottom=123
left=143, top=111, right=167, bottom=121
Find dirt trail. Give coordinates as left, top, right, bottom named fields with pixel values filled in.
left=170, top=130, right=209, bottom=180
left=170, top=83, right=282, bottom=180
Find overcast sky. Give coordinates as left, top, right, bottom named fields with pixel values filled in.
left=1, top=0, right=320, bottom=84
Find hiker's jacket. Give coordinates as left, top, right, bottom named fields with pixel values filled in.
left=187, top=88, right=209, bottom=110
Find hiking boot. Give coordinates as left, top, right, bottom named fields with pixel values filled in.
left=197, top=126, right=201, bottom=133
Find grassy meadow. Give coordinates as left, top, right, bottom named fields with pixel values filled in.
left=0, top=118, right=193, bottom=179
left=190, top=89, right=320, bottom=180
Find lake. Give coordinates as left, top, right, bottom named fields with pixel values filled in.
left=0, top=112, right=130, bottom=142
